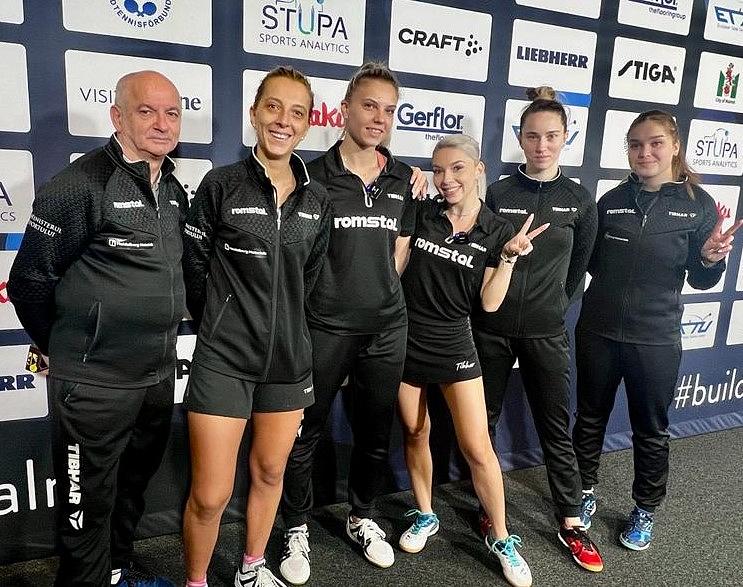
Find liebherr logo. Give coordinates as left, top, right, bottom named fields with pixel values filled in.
left=68, top=443, right=83, bottom=529
left=414, top=237, right=474, bottom=268
left=333, top=215, right=399, bottom=231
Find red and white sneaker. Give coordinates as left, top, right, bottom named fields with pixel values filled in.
left=557, top=526, right=604, bottom=572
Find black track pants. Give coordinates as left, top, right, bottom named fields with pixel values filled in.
left=281, top=326, right=406, bottom=527
left=49, top=376, right=173, bottom=587
left=473, top=329, right=582, bottom=518
left=572, top=330, right=681, bottom=512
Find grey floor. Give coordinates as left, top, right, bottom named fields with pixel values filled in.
left=2, top=427, right=742, bottom=586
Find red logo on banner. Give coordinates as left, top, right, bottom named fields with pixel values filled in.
left=0, top=281, right=9, bottom=304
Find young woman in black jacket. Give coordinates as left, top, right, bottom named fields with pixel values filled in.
left=573, top=110, right=742, bottom=551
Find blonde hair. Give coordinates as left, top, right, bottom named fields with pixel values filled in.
left=252, top=66, right=314, bottom=119
left=432, top=134, right=486, bottom=199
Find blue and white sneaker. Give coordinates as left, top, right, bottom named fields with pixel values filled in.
left=398, top=509, right=439, bottom=553
left=112, top=563, right=175, bottom=586
left=485, top=534, right=533, bottom=587
left=580, top=489, right=597, bottom=529
left=619, top=506, right=654, bottom=551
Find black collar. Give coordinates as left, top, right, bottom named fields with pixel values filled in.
left=325, top=141, right=406, bottom=180
left=515, top=164, right=564, bottom=192
left=105, top=135, right=176, bottom=183
left=627, top=172, right=687, bottom=199
left=245, top=146, right=311, bottom=191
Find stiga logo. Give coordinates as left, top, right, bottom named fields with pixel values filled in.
left=618, top=0, right=693, bottom=36
left=609, top=38, right=685, bottom=105
left=0, top=0, right=23, bottom=24
left=514, top=0, right=601, bottom=19
left=686, top=119, right=742, bottom=176
left=509, top=20, right=597, bottom=94
left=705, top=0, right=743, bottom=46
left=65, top=50, right=212, bottom=143
left=0, top=150, right=34, bottom=232
left=694, top=52, right=743, bottom=114
left=244, top=0, right=365, bottom=67
left=388, top=0, right=492, bottom=82
left=243, top=69, right=347, bottom=152
left=680, top=302, right=720, bottom=350
left=0, top=43, right=30, bottom=132
left=62, top=0, right=211, bottom=47
left=500, top=99, right=588, bottom=166
left=390, top=87, right=484, bottom=158
left=0, top=345, right=48, bottom=421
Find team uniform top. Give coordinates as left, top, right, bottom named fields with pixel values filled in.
left=305, top=141, right=416, bottom=334
left=402, top=198, right=513, bottom=327
left=579, top=175, right=724, bottom=346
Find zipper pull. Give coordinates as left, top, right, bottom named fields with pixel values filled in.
left=642, top=214, right=647, bottom=227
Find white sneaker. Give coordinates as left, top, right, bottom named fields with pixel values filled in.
left=398, top=510, right=439, bottom=553
left=485, top=534, right=533, bottom=587
left=345, top=516, right=395, bottom=568
left=235, top=560, right=287, bottom=587
left=279, top=524, right=311, bottom=585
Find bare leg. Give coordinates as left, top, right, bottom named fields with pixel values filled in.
left=397, top=382, right=433, bottom=513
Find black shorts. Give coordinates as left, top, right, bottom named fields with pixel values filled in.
left=403, top=320, right=481, bottom=384
left=184, top=362, right=315, bottom=418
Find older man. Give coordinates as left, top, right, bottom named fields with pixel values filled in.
left=9, top=71, right=186, bottom=587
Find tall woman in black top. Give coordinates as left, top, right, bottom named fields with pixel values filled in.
left=397, top=135, right=547, bottom=587
left=573, top=110, right=742, bottom=551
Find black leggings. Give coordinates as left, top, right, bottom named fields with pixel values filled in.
left=281, top=325, right=406, bottom=527
left=572, top=330, right=681, bottom=512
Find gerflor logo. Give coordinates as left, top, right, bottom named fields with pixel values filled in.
left=109, top=1, right=172, bottom=28
left=618, top=60, right=676, bottom=83
left=398, top=29, right=483, bottom=58
left=397, top=104, right=464, bottom=136
left=717, top=63, right=740, bottom=100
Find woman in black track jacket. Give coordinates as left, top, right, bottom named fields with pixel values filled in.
left=573, top=110, right=742, bottom=552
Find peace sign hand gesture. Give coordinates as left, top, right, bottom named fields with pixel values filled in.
left=502, top=213, right=550, bottom=262
left=701, top=215, right=743, bottom=265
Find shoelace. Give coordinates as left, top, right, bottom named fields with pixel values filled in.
left=568, top=526, right=595, bottom=551
left=253, top=565, right=288, bottom=587
left=283, top=529, right=310, bottom=558
left=491, top=534, right=524, bottom=567
left=404, top=509, right=437, bottom=534
left=629, top=511, right=653, bottom=533
left=353, top=518, right=386, bottom=546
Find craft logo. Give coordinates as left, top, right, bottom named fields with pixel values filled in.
left=108, top=0, right=172, bottom=28
left=398, top=29, right=482, bottom=58
left=717, top=63, right=740, bottom=102
left=680, top=302, right=719, bottom=350
left=618, top=60, right=676, bottom=83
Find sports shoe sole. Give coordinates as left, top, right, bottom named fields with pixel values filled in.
left=557, top=531, right=604, bottom=572
left=346, top=525, right=395, bottom=568
left=619, top=533, right=651, bottom=551
left=398, top=523, right=440, bottom=554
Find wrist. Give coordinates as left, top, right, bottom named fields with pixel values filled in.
left=500, top=251, right=517, bottom=265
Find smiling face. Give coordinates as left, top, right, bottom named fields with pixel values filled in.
left=432, top=146, right=484, bottom=207
left=518, top=110, right=568, bottom=178
left=626, top=119, right=680, bottom=187
left=250, top=76, right=312, bottom=163
left=110, top=71, right=182, bottom=165
left=341, top=78, right=398, bottom=149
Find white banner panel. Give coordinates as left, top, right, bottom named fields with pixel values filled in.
left=514, top=0, right=601, bottom=18
left=0, top=251, right=21, bottom=330
left=681, top=301, right=720, bottom=350
left=173, top=158, right=213, bottom=203
left=609, top=37, right=686, bottom=105
left=390, top=87, right=485, bottom=159
left=65, top=51, right=212, bottom=144
left=599, top=110, right=640, bottom=169
left=243, top=0, right=366, bottom=66
left=0, top=150, right=34, bottom=234
left=174, top=334, right=196, bottom=404
left=727, top=300, right=743, bottom=344
left=596, top=179, right=623, bottom=201
left=388, top=0, right=492, bottom=82
left=62, top=0, right=212, bottom=47
left=509, top=20, right=597, bottom=94
left=694, top=51, right=743, bottom=114
left=242, top=69, right=347, bottom=152
left=0, top=0, right=23, bottom=23
left=0, top=345, right=48, bottom=421
left=618, top=0, right=693, bottom=36
left=500, top=100, right=588, bottom=167
left=738, top=254, right=743, bottom=291
left=704, top=0, right=743, bottom=46
left=686, top=119, right=742, bottom=176
left=0, top=43, right=30, bottom=133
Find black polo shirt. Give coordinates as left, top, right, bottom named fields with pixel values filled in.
left=306, top=141, right=416, bottom=334
left=402, top=198, right=513, bottom=326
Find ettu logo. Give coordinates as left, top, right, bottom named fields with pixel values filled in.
left=618, top=60, right=675, bottom=83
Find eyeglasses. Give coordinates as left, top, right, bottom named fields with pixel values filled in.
left=444, top=231, right=470, bottom=245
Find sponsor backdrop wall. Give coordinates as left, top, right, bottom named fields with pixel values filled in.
left=0, top=0, right=741, bottom=563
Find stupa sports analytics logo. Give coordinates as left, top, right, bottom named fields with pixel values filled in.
left=108, top=0, right=172, bottom=28
left=687, top=119, right=741, bottom=176
left=717, top=63, right=740, bottom=102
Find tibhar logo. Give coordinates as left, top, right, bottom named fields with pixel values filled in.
left=516, top=45, right=589, bottom=69
left=414, top=237, right=474, bottom=268
left=398, top=29, right=483, bottom=58
left=0, top=181, right=16, bottom=222
left=456, top=360, right=476, bottom=371
left=618, top=60, right=676, bottom=83
left=109, top=1, right=173, bottom=28
left=334, top=215, right=399, bottom=231
left=717, top=63, right=740, bottom=101
left=695, top=128, right=738, bottom=162
left=261, top=1, right=349, bottom=48
left=67, top=444, right=82, bottom=506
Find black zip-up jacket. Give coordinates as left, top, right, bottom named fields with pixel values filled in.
left=578, top=175, right=724, bottom=345
left=183, top=149, right=331, bottom=383
left=305, top=142, right=415, bottom=334
left=472, top=166, right=597, bottom=338
left=8, top=136, right=187, bottom=387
